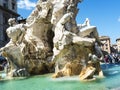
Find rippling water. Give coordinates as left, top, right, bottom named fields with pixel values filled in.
left=0, top=64, right=120, bottom=90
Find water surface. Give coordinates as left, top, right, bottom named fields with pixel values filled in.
left=0, top=64, right=120, bottom=90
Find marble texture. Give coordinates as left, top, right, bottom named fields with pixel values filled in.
left=0, top=0, right=103, bottom=80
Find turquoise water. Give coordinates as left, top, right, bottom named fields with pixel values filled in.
left=0, top=64, right=120, bottom=90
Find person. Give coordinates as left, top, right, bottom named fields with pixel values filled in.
left=6, top=18, right=26, bottom=45
left=6, top=18, right=35, bottom=45
left=0, top=56, right=7, bottom=71
left=37, top=0, right=52, bottom=19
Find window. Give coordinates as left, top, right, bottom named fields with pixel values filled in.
left=12, top=3, right=15, bottom=10
left=3, top=3, right=8, bottom=8
left=3, top=0, right=8, bottom=8
left=105, top=44, right=108, bottom=46
left=3, top=17, right=8, bottom=24
left=3, top=13, right=9, bottom=25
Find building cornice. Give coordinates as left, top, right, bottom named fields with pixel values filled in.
left=0, top=5, right=20, bottom=17
left=116, top=38, right=120, bottom=41
left=99, top=36, right=110, bottom=40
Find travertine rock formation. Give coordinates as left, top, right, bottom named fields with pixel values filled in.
left=0, top=0, right=104, bottom=80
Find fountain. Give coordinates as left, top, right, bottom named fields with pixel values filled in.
left=0, top=0, right=105, bottom=80
left=1, top=0, right=120, bottom=90
left=0, top=63, right=120, bottom=90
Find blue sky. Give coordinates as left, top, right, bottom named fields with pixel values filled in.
left=17, top=0, right=120, bottom=44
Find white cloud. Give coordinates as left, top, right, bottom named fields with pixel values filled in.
left=118, top=17, right=120, bottom=22
left=17, top=0, right=36, bottom=10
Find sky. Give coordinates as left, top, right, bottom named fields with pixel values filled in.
left=17, top=0, right=120, bottom=44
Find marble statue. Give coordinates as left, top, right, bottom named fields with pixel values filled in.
left=0, top=0, right=104, bottom=81
left=6, top=18, right=26, bottom=45
left=6, top=18, right=35, bottom=46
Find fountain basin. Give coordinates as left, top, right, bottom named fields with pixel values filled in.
left=0, top=64, right=120, bottom=90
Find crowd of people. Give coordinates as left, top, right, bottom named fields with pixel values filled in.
left=104, top=53, right=120, bottom=64
left=0, top=56, right=7, bottom=71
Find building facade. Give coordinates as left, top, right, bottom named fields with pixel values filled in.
left=99, top=36, right=111, bottom=54
left=116, top=38, right=120, bottom=52
left=0, top=0, right=19, bottom=47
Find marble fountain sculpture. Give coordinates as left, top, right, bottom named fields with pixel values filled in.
left=0, top=0, right=104, bottom=80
